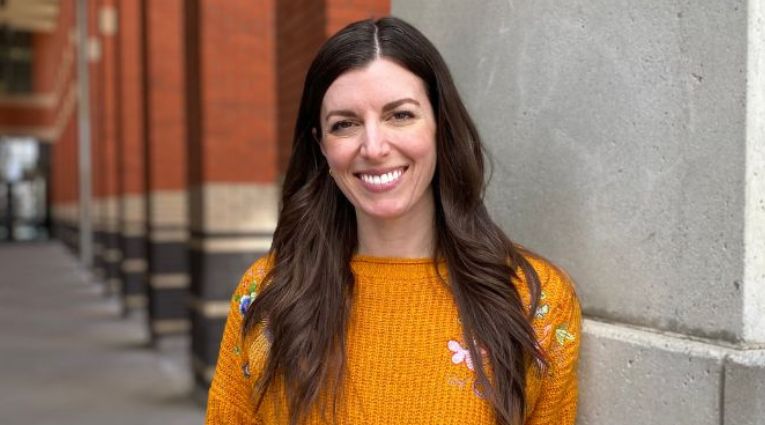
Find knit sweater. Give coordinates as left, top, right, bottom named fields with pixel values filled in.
left=206, top=253, right=581, bottom=425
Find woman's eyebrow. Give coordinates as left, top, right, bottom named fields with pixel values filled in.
left=325, top=109, right=357, bottom=123
left=324, top=98, right=420, bottom=123
left=382, top=98, right=420, bottom=112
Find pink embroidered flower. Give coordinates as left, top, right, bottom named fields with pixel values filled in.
left=448, top=340, right=487, bottom=371
left=448, top=340, right=472, bottom=370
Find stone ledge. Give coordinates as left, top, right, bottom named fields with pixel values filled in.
left=578, top=319, right=765, bottom=425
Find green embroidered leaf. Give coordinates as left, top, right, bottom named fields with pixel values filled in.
left=555, top=325, right=575, bottom=346
left=247, top=280, right=258, bottom=295
left=233, top=345, right=242, bottom=356
left=540, top=291, right=547, bottom=300
left=232, top=294, right=242, bottom=303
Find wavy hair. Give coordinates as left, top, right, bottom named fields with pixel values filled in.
left=244, top=16, right=545, bottom=425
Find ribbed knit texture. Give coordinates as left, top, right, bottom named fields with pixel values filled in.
left=206, top=253, right=581, bottom=425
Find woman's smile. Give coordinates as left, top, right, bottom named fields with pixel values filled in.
left=354, top=166, right=408, bottom=193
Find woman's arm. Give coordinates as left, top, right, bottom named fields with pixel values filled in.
left=205, top=257, right=269, bottom=425
left=525, top=264, right=582, bottom=425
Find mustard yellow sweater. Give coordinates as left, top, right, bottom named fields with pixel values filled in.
left=206, top=254, right=581, bottom=424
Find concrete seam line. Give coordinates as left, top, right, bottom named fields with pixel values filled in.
left=719, top=357, right=727, bottom=425
left=583, top=318, right=763, bottom=358
left=727, top=348, right=765, bottom=366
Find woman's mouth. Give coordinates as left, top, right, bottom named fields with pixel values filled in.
left=354, top=166, right=408, bottom=193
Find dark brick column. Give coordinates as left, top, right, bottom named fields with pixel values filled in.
left=143, top=0, right=190, bottom=341
left=117, top=0, right=148, bottom=315
left=184, top=0, right=279, bottom=390
left=97, top=0, right=123, bottom=301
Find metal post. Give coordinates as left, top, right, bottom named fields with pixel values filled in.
left=76, top=0, right=93, bottom=266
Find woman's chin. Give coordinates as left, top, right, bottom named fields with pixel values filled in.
left=356, top=204, right=407, bottom=221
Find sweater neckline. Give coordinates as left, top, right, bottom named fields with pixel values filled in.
left=350, top=254, right=448, bottom=279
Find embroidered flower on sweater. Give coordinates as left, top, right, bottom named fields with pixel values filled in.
left=233, top=278, right=258, bottom=316
left=528, top=290, right=550, bottom=319
left=448, top=340, right=487, bottom=371
left=555, top=324, right=575, bottom=346
left=448, top=340, right=474, bottom=370
left=535, top=304, right=550, bottom=318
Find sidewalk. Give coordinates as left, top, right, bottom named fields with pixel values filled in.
left=0, top=242, right=205, bottom=425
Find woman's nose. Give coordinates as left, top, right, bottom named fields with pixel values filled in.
left=360, top=121, right=390, bottom=159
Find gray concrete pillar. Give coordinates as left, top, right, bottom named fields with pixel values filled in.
left=142, top=0, right=191, bottom=342
left=393, top=1, right=764, bottom=423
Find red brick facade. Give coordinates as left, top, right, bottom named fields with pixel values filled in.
left=100, top=0, right=120, bottom=201
left=42, top=0, right=78, bottom=205
left=117, top=0, right=145, bottom=195
left=145, top=0, right=187, bottom=192
left=187, top=0, right=278, bottom=184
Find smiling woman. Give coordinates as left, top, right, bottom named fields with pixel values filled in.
left=206, top=16, right=581, bottom=425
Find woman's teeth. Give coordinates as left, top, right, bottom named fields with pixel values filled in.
left=359, top=168, right=404, bottom=185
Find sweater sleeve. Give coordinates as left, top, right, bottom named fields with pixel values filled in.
left=205, top=256, right=270, bottom=425
left=525, top=263, right=582, bottom=425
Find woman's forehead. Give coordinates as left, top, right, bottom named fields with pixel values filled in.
left=321, top=58, right=428, bottom=112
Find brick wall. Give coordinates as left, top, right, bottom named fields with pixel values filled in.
left=99, top=0, right=119, bottom=202
left=146, top=0, right=187, bottom=192
left=118, top=0, right=144, bottom=195
left=187, top=0, right=278, bottom=185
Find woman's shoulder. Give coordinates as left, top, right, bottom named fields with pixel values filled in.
left=231, top=253, right=276, bottom=301
left=514, top=249, right=581, bottom=359
left=519, top=250, right=577, bottom=306
left=513, top=248, right=580, bottom=332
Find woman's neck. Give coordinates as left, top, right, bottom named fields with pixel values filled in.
left=355, top=196, right=436, bottom=259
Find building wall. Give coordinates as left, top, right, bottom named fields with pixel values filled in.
left=26, top=0, right=392, bottom=400
left=392, top=1, right=765, bottom=424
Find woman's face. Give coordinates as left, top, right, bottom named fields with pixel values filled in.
left=319, top=58, right=437, bottom=223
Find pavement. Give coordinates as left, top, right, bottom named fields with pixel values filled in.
left=0, top=242, right=206, bottom=425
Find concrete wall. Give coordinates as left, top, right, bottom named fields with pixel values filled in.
left=392, top=0, right=765, bottom=423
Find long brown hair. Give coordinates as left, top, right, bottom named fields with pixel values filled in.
left=244, top=16, right=545, bottom=425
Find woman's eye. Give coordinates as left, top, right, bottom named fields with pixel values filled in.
left=391, top=111, right=415, bottom=121
left=330, top=120, right=355, bottom=133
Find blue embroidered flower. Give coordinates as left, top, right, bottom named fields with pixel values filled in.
left=239, top=294, right=253, bottom=315
left=237, top=278, right=259, bottom=315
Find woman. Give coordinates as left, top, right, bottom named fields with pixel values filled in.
left=206, top=16, right=580, bottom=425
